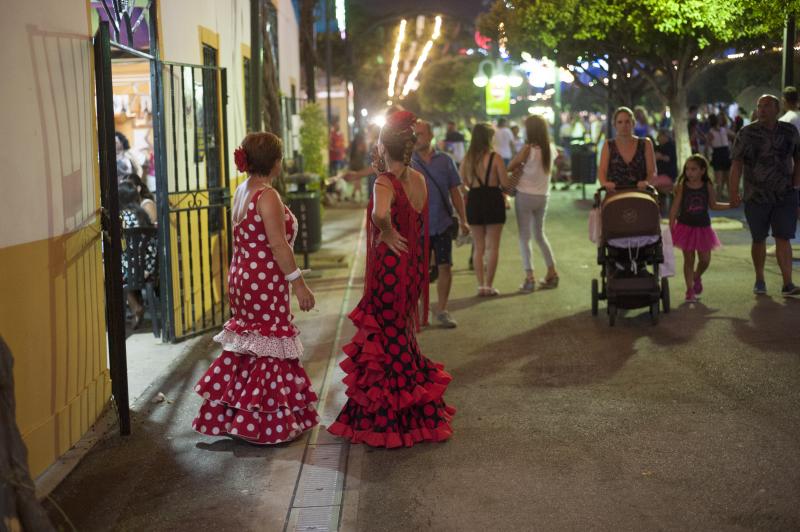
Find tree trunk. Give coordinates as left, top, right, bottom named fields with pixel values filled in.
left=670, top=89, right=691, bottom=171
left=261, top=1, right=282, bottom=136
left=1, top=336, right=56, bottom=531
left=300, top=0, right=317, bottom=102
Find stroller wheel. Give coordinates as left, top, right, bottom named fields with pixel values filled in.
left=608, top=304, right=617, bottom=326
left=661, top=278, right=671, bottom=313
left=591, top=279, right=599, bottom=316
left=650, top=302, right=660, bottom=325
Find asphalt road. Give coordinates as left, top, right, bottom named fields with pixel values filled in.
left=351, top=188, right=800, bottom=531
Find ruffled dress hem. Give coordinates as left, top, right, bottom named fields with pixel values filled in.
left=326, top=307, right=456, bottom=448
left=193, top=350, right=319, bottom=445
left=213, top=325, right=303, bottom=360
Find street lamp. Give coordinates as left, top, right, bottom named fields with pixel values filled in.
left=472, top=58, right=524, bottom=88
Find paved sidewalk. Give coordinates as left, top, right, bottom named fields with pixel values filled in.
left=45, top=205, right=367, bottom=532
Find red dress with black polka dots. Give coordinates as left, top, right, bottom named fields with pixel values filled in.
left=192, top=188, right=319, bottom=444
left=327, top=172, right=456, bottom=448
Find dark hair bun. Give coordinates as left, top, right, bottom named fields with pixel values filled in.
left=380, top=111, right=417, bottom=165
left=240, top=132, right=283, bottom=175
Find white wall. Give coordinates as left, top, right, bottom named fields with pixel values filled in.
left=276, top=0, right=301, bottom=96
left=159, top=0, right=251, bottom=150
left=0, top=0, right=96, bottom=249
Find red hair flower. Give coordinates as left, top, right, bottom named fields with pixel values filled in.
left=385, top=110, right=417, bottom=132
left=234, top=147, right=248, bottom=173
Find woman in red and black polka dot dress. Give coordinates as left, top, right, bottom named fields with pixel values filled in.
left=328, top=111, right=456, bottom=448
left=192, top=132, right=319, bottom=444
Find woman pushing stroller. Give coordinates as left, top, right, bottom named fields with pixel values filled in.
left=598, top=107, right=656, bottom=191
left=591, top=106, right=668, bottom=325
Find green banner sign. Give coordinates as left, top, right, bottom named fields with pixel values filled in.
left=486, top=80, right=510, bottom=115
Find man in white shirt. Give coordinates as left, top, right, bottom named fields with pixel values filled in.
left=493, top=118, right=515, bottom=165
left=780, top=86, right=800, bottom=133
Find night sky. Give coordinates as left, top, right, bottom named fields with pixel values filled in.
left=349, top=0, right=493, bottom=26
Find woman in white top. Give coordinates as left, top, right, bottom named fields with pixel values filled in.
left=705, top=113, right=734, bottom=198
left=507, top=115, right=559, bottom=292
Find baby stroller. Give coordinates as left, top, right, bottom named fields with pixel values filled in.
left=591, top=185, right=670, bottom=326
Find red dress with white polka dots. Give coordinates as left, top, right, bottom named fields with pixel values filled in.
left=327, top=172, right=456, bottom=448
left=192, top=188, right=319, bottom=444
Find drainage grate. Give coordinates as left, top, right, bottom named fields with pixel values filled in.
left=290, top=505, right=341, bottom=531
left=293, top=444, right=347, bottom=508
left=284, top=215, right=367, bottom=532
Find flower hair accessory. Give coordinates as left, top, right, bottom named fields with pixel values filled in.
left=385, top=110, right=417, bottom=133
left=234, top=147, right=248, bottom=173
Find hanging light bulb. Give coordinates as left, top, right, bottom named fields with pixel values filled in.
left=473, top=73, right=489, bottom=87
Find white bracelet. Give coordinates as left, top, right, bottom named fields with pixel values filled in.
left=285, top=268, right=302, bottom=282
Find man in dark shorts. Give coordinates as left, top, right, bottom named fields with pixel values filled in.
left=729, top=94, right=800, bottom=297
left=412, top=120, right=469, bottom=327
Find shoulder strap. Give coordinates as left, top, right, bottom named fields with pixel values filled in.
left=244, top=187, right=269, bottom=219
left=415, top=155, right=453, bottom=216
left=482, top=153, right=495, bottom=187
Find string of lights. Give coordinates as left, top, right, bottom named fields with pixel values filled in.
left=401, top=15, right=442, bottom=97
left=335, top=0, right=346, bottom=39
left=387, top=19, right=407, bottom=99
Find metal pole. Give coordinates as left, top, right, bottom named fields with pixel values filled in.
left=250, top=0, right=263, bottom=131
left=325, top=0, right=333, bottom=126
left=553, top=64, right=562, bottom=142
left=783, top=14, right=796, bottom=88
left=149, top=1, right=175, bottom=341
left=606, top=56, right=614, bottom=139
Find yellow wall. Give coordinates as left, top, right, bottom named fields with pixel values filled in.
left=0, top=226, right=111, bottom=477
left=0, top=0, right=110, bottom=478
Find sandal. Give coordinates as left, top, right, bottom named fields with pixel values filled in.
left=519, top=279, right=536, bottom=293
left=477, top=286, right=490, bottom=297
left=538, top=276, right=559, bottom=289
left=486, top=287, right=500, bottom=296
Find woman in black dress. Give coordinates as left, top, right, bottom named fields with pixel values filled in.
left=460, top=123, right=511, bottom=296
left=119, top=181, right=157, bottom=328
left=597, top=107, right=656, bottom=191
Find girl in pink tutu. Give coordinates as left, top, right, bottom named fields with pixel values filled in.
left=669, top=154, right=731, bottom=302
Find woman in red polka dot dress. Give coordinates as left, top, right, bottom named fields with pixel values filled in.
left=328, top=111, right=456, bottom=448
left=192, top=132, right=319, bottom=444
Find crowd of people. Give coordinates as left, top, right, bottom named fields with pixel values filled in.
left=189, top=85, right=799, bottom=450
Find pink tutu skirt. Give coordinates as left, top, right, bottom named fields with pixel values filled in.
left=671, top=222, right=721, bottom=252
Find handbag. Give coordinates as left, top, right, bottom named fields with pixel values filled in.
left=415, top=156, right=459, bottom=240
left=504, top=163, right=522, bottom=197
left=588, top=207, right=602, bottom=244
left=659, top=223, right=676, bottom=278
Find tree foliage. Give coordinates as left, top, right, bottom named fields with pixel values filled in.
left=417, top=55, right=485, bottom=122
left=299, top=103, right=327, bottom=179
left=479, top=0, right=800, bottom=163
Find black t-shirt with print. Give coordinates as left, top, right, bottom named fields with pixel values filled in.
left=730, top=121, right=800, bottom=203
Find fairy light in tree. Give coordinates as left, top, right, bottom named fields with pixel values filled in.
left=498, top=22, right=508, bottom=59
left=401, top=16, right=442, bottom=97
left=387, top=19, right=407, bottom=98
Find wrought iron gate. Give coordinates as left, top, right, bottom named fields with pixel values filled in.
left=93, top=17, right=232, bottom=435
left=93, top=22, right=131, bottom=434
left=159, top=59, right=231, bottom=341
